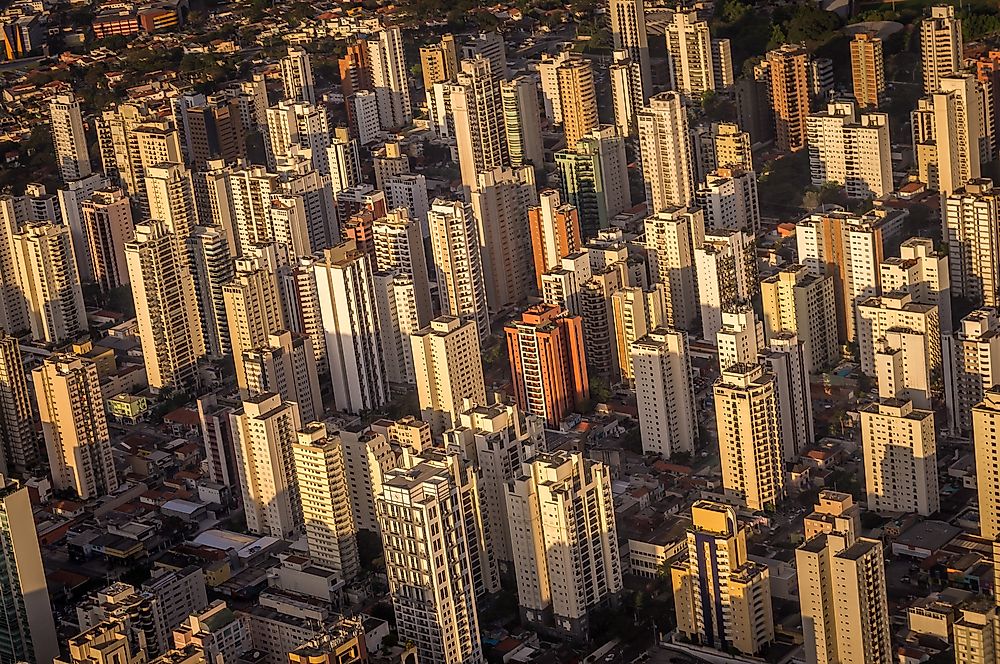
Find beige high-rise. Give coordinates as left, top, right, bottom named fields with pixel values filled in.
left=861, top=398, right=938, bottom=515
left=224, top=257, right=286, bottom=394
left=125, top=220, right=205, bottom=391
left=292, top=422, right=360, bottom=580
left=856, top=291, right=940, bottom=394
left=472, top=167, right=538, bottom=311
left=34, top=354, right=118, bottom=500
left=974, top=387, right=1000, bottom=540
left=807, top=100, right=892, bottom=199
left=631, top=327, right=696, bottom=458
left=410, top=316, right=486, bottom=437
left=451, top=56, right=508, bottom=189
left=638, top=92, right=695, bottom=211
left=50, top=92, right=91, bottom=182
left=672, top=501, right=773, bottom=655
left=761, top=263, right=839, bottom=371
left=665, top=10, right=733, bottom=98
left=144, top=162, right=197, bottom=243
left=797, top=493, right=891, bottom=664
left=645, top=207, right=704, bottom=330
left=14, top=222, right=87, bottom=345
left=714, top=363, right=784, bottom=511
left=609, top=0, right=652, bottom=101
left=912, top=74, right=982, bottom=195
left=951, top=310, right=1000, bottom=435
left=613, top=286, right=664, bottom=383
left=428, top=199, right=490, bottom=340
left=242, top=330, right=322, bottom=424
left=378, top=451, right=485, bottom=664
left=555, top=58, right=599, bottom=151
left=506, top=451, right=622, bottom=640
left=945, top=180, right=1000, bottom=307
left=850, top=33, right=885, bottom=109
left=232, top=392, right=302, bottom=539
left=921, top=5, right=962, bottom=94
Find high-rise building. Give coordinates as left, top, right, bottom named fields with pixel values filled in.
left=945, top=179, right=1000, bottom=307
left=59, top=619, right=146, bottom=664
left=0, top=335, right=34, bottom=472
left=58, top=173, right=110, bottom=284
left=850, top=33, right=885, bottom=109
left=716, top=306, right=764, bottom=373
left=672, top=501, right=774, bottom=655
left=766, top=44, right=810, bottom=152
left=197, top=394, right=240, bottom=488
left=556, top=58, right=599, bottom=151
left=243, top=330, right=322, bottom=424
left=0, top=475, right=58, bottom=664
left=472, top=167, right=538, bottom=311
left=879, top=237, right=951, bottom=331
left=609, top=0, right=652, bottom=102
left=365, top=25, right=412, bottom=130
left=501, top=76, right=544, bottom=169
left=506, top=451, right=622, bottom=640
left=174, top=93, right=247, bottom=167
left=555, top=125, right=631, bottom=236
left=949, top=309, right=1000, bottom=436
left=504, top=304, right=589, bottom=428
left=314, top=241, right=389, bottom=413
left=281, top=46, right=317, bottom=105
left=664, top=10, right=733, bottom=98
left=763, top=333, right=815, bottom=461
left=445, top=401, right=543, bottom=564
left=613, top=286, right=665, bottom=383
left=695, top=229, right=758, bottom=343
left=638, top=92, right=695, bottom=211
left=190, top=225, right=234, bottom=358
left=528, top=190, right=582, bottom=290
left=411, top=316, right=486, bottom=437
left=378, top=452, right=484, bottom=664
left=419, top=34, right=458, bottom=93
left=265, top=101, right=331, bottom=175
left=974, top=387, right=1000, bottom=539
left=292, top=423, right=360, bottom=580
left=144, top=162, right=198, bottom=244
left=610, top=50, right=643, bottom=136
left=34, top=354, right=118, bottom=500
left=920, top=5, right=962, bottom=94
left=953, top=603, right=996, bottom=664
left=232, top=392, right=302, bottom=538
left=912, top=73, right=982, bottom=194
left=125, top=220, right=205, bottom=391
left=645, top=207, right=704, bottom=331
left=631, top=327, right=696, bottom=458
left=761, top=263, right=839, bottom=372
left=224, top=257, right=286, bottom=394
left=372, top=209, right=432, bottom=327
left=860, top=397, right=938, bottom=516
left=14, top=221, right=87, bottom=345
left=450, top=56, right=507, bottom=189
left=695, top=167, right=761, bottom=234
left=796, top=209, right=899, bottom=343
left=714, top=363, right=784, bottom=511
left=856, top=292, right=940, bottom=403
left=807, top=100, right=892, bottom=199
left=81, top=188, right=133, bottom=292
left=50, top=92, right=92, bottom=182
left=428, top=199, right=490, bottom=340
left=796, top=493, right=891, bottom=664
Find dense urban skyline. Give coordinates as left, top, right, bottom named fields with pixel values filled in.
left=0, top=0, right=999, bottom=663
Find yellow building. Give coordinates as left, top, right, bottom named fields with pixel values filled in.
left=714, top=363, right=784, bottom=511
left=107, top=393, right=149, bottom=425
left=797, top=492, right=891, bottom=664
left=850, top=33, right=885, bottom=109
left=672, top=501, right=773, bottom=655
left=860, top=398, right=938, bottom=516
left=974, top=387, right=1000, bottom=540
